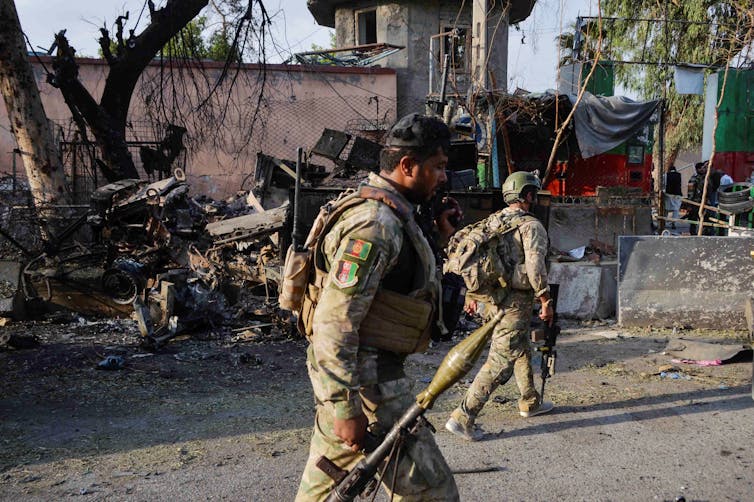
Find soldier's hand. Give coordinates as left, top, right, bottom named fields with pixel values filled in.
left=334, top=414, right=368, bottom=452
left=464, top=299, right=478, bottom=315
left=539, top=300, right=554, bottom=326
left=436, top=196, right=463, bottom=240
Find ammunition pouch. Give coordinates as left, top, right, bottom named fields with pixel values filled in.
left=359, top=289, right=434, bottom=354
left=298, top=283, right=320, bottom=338
left=279, top=245, right=312, bottom=312
left=301, top=286, right=434, bottom=354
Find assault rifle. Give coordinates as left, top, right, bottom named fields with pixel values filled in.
left=538, top=283, right=560, bottom=399
left=317, top=312, right=503, bottom=502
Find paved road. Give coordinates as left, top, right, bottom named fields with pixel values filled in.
left=1, top=325, right=751, bottom=501
left=116, top=385, right=752, bottom=501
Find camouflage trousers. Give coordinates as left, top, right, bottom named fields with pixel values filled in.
left=452, top=290, right=540, bottom=425
left=296, top=376, right=459, bottom=502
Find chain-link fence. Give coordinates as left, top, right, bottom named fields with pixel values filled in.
left=0, top=64, right=400, bottom=252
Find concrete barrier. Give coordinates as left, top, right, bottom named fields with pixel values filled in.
left=548, top=261, right=616, bottom=320
left=549, top=203, right=652, bottom=252
left=618, top=236, right=754, bottom=329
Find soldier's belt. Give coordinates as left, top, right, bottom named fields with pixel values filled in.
left=359, top=289, right=434, bottom=354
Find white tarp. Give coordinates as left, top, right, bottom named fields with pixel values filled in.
left=674, top=65, right=706, bottom=95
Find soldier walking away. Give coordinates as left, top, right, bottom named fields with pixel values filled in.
left=445, top=171, right=555, bottom=441
left=295, top=113, right=462, bottom=501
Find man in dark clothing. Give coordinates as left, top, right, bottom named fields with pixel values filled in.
left=664, top=165, right=683, bottom=227
left=687, top=162, right=708, bottom=235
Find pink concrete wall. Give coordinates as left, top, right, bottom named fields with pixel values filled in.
left=0, top=58, right=396, bottom=199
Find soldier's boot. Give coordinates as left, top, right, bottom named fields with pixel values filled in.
left=445, top=408, right=485, bottom=441
left=519, top=399, right=554, bottom=418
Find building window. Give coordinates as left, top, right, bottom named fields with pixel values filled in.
left=357, top=9, right=377, bottom=45
left=627, top=145, right=644, bottom=164
left=442, top=26, right=470, bottom=72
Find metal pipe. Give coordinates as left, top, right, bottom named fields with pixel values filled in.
left=11, top=148, right=18, bottom=194
left=292, top=147, right=304, bottom=250
left=439, top=53, right=450, bottom=106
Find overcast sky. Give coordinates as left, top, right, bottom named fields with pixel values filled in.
left=14, top=0, right=598, bottom=93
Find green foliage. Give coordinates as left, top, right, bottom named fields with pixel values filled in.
left=163, top=16, right=240, bottom=62
left=600, top=1, right=748, bottom=166
left=301, top=30, right=337, bottom=64
left=205, top=27, right=241, bottom=63
left=97, top=15, right=241, bottom=63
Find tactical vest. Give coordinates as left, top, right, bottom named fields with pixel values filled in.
left=294, top=183, right=439, bottom=354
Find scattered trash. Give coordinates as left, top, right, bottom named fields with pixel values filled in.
left=659, top=371, right=691, bottom=380
left=0, top=333, right=40, bottom=350
left=230, top=352, right=263, bottom=366
left=671, top=358, right=722, bottom=366
left=174, top=351, right=213, bottom=363
left=567, top=246, right=586, bottom=259
left=97, top=355, right=126, bottom=370
left=657, top=364, right=678, bottom=373
left=663, top=339, right=752, bottom=365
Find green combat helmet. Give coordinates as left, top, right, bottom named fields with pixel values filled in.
left=502, top=171, right=542, bottom=203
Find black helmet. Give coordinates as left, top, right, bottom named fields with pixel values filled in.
left=385, top=113, right=450, bottom=153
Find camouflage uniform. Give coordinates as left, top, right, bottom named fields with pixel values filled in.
left=450, top=207, right=549, bottom=427
left=688, top=173, right=705, bottom=203
left=295, top=173, right=459, bottom=502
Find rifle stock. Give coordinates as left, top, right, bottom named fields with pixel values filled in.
left=321, top=311, right=503, bottom=502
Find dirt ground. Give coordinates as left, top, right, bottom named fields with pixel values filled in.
left=1, top=314, right=752, bottom=501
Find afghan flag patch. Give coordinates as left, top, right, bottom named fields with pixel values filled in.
left=332, top=260, right=359, bottom=288
left=343, top=238, right=372, bottom=261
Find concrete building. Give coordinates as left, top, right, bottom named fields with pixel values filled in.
left=307, top=0, right=537, bottom=114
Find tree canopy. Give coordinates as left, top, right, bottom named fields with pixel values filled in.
left=598, top=1, right=753, bottom=168
left=162, top=16, right=241, bottom=62
left=51, top=0, right=271, bottom=181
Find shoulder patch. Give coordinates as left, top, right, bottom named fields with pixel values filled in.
left=342, top=238, right=372, bottom=261
left=332, top=260, right=360, bottom=288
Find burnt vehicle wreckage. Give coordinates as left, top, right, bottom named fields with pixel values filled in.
left=0, top=127, right=396, bottom=350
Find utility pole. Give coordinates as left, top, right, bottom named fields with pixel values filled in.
left=657, top=0, right=669, bottom=232
left=471, top=1, right=510, bottom=188
left=471, top=0, right=510, bottom=91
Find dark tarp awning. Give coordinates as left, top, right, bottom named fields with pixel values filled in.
left=569, top=92, right=660, bottom=158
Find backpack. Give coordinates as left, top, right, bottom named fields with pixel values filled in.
left=443, top=211, right=532, bottom=303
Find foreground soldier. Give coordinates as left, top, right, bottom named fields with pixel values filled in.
left=295, top=113, right=461, bottom=501
left=445, top=171, right=554, bottom=441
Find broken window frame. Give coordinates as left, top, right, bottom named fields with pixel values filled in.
left=440, top=25, right=471, bottom=74
left=356, top=8, right=378, bottom=46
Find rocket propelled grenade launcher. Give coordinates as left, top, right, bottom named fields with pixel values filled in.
left=321, top=311, right=503, bottom=502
